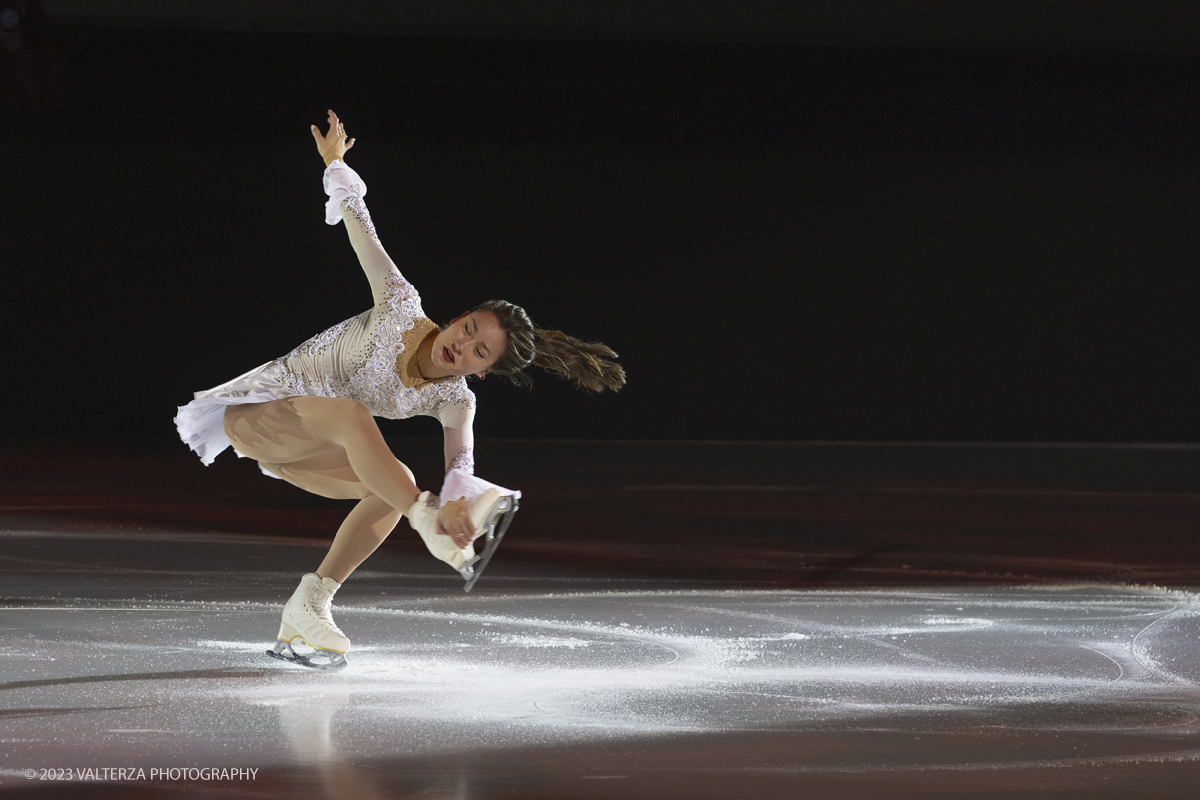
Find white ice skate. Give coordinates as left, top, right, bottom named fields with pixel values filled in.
left=267, top=573, right=349, bottom=670
left=407, top=489, right=518, bottom=592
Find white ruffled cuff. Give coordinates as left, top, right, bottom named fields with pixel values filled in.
left=323, top=160, right=368, bottom=225
left=438, top=468, right=521, bottom=508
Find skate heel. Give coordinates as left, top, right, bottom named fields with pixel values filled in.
left=462, top=492, right=519, bottom=593
left=276, top=621, right=304, bottom=645
left=274, top=621, right=346, bottom=655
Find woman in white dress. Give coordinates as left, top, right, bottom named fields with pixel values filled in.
left=174, top=111, right=625, bottom=669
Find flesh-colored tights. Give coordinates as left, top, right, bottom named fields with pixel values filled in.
left=223, top=396, right=418, bottom=584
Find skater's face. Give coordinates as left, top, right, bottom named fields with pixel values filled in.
left=434, top=310, right=506, bottom=378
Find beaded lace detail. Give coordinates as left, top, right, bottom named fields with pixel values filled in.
left=448, top=448, right=475, bottom=473
left=275, top=195, right=476, bottom=423
left=339, top=193, right=380, bottom=246
left=303, top=317, right=354, bottom=358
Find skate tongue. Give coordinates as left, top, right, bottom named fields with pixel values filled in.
left=407, top=491, right=440, bottom=523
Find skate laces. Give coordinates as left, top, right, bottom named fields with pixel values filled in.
left=304, top=584, right=344, bottom=635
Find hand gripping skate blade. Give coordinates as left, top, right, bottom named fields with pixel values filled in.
left=462, top=495, right=518, bottom=593
left=267, top=638, right=347, bottom=671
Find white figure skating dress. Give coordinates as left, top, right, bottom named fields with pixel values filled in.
left=173, top=160, right=518, bottom=513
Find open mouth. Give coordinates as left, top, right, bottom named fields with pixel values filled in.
left=443, top=346, right=455, bottom=364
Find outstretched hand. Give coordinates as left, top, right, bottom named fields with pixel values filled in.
left=311, top=109, right=355, bottom=166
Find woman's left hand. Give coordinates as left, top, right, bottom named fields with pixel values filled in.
left=311, top=108, right=355, bottom=166
left=436, top=498, right=478, bottom=550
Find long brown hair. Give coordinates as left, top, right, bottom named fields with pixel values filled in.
left=470, top=300, right=625, bottom=392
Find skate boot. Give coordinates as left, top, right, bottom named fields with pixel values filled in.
left=407, top=491, right=474, bottom=571
left=407, top=489, right=518, bottom=592
left=267, top=573, right=349, bottom=670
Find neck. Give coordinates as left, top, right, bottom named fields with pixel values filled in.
left=416, top=327, right=445, bottom=380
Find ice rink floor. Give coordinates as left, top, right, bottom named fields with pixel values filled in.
left=3, top=441, right=1200, bottom=798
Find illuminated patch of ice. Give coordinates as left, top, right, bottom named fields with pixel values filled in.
left=195, top=640, right=259, bottom=650
left=485, top=634, right=595, bottom=649
left=922, top=617, right=994, bottom=627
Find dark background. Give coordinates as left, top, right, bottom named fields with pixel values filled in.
left=4, top=1, right=1200, bottom=445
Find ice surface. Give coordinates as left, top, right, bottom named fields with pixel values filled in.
left=5, top=587, right=1200, bottom=762
left=3, top=529, right=1200, bottom=794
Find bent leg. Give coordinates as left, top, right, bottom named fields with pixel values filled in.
left=224, top=396, right=421, bottom=513
left=229, top=415, right=418, bottom=581
left=268, top=446, right=470, bottom=575
left=260, top=448, right=416, bottom=502
left=224, top=397, right=471, bottom=579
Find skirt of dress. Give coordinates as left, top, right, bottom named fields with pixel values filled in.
left=174, top=362, right=521, bottom=504
left=174, top=360, right=293, bottom=469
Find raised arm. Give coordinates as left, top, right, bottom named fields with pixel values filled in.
left=311, top=110, right=405, bottom=304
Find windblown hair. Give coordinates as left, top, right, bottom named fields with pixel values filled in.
left=470, top=299, right=626, bottom=392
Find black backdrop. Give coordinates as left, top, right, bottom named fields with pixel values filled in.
left=4, top=24, right=1200, bottom=444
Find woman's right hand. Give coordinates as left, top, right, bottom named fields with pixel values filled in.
left=311, top=108, right=356, bottom=166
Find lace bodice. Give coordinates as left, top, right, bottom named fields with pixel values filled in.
left=270, top=161, right=477, bottom=473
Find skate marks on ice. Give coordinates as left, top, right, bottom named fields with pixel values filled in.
left=3, top=585, right=1200, bottom=779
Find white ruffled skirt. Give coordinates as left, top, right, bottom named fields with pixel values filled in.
left=174, top=361, right=519, bottom=506
left=174, top=360, right=292, bottom=468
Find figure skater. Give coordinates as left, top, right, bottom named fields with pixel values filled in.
left=174, top=110, right=625, bottom=669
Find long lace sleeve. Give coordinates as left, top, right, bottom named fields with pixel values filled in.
left=432, top=387, right=520, bottom=507
left=323, top=160, right=409, bottom=305
left=437, top=400, right=476, bottom=475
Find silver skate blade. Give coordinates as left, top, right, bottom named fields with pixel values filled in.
left=463, top=496, right=518, bottom=593
left=266, top=639, right=347, bottom=671
left=457, top=556, right=478, bottom=581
